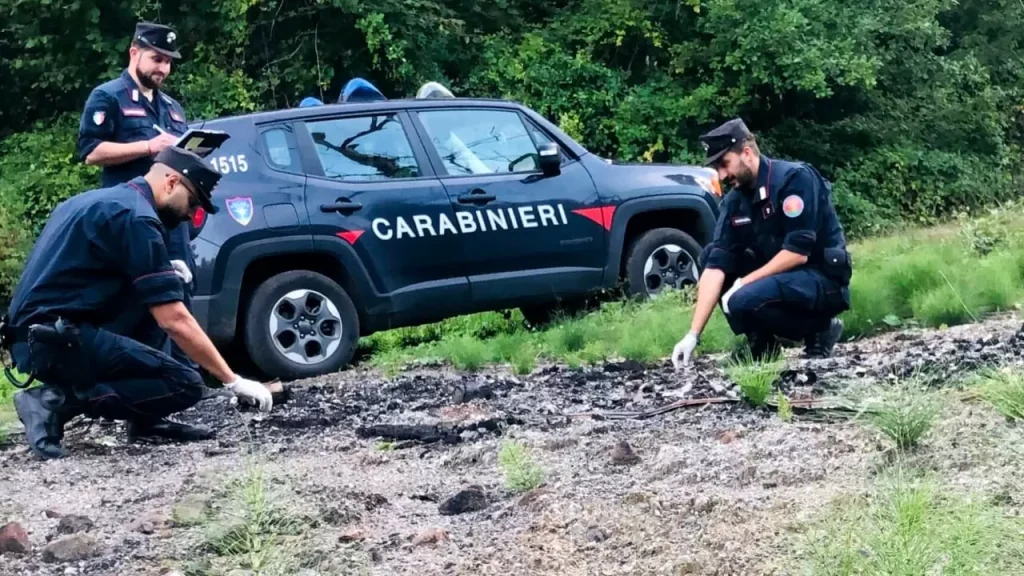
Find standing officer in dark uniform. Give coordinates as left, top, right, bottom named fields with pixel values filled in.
left=1, top=147, right=272, bottom=460
left=672, top=118, right=852, bottom=367
left=76, top=21, right=198, bottom=373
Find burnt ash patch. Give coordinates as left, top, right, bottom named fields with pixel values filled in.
left=9, top=317, right=1024, bottom=457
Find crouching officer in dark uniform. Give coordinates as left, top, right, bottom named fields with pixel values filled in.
left=0, top=147, right=272, bottom=460
left=76, top=21, right=199, bottom=374
left=672, top=118, right=852, bottom=367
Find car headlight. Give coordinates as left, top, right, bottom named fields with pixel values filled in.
left=694, top=172, right=723, bottom=197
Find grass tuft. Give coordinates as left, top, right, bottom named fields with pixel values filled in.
left=182, top=458, right=368, bottom=576
left=497, top=438, right=545, bottom=493
left=859, top=380, right=942, bottom=452
left=724, top=348, right=784, bottom=408
left=440, top=335, right=491, bottom=371
left=972, top=366, right=1024, bottom=421
left=796, top=469, right=1024, bottom=575
left=777, top=391, right=793, bottom=423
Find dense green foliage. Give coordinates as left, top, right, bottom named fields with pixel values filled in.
left=0, top=0, right=1021, bottom=299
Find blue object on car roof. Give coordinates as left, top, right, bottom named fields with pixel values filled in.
left=340, top=78, right=387, bottom=103
left=299, top=96, right=324, bottom=107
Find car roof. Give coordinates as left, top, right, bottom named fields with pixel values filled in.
left=200, top=97, right=529, bottom=127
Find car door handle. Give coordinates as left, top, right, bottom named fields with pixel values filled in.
left=320, top=198, right=363, bottom=213
left=457, top=189, right=496, bottom=204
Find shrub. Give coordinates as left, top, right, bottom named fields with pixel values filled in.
left=0, top=114, right=98, bottom=302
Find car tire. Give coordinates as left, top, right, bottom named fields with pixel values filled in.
left=243, top=270, right=360, bottom=381
left=624, top=227, right=703, bottom=299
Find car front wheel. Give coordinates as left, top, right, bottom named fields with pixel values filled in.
left=243, top=270, right=360, bottom=380
left=624, top=227, right=703, bottom=299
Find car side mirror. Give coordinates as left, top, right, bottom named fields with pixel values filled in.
left=538, top=142, right=561, bottom=177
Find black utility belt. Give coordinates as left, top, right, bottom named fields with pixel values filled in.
left=0, top=317, right=80, bottom=348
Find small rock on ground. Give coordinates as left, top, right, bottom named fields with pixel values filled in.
left=171, top=494, right=211, bottom=526
left=130, top=512, right=169, bottom=535
left=610, top=439, right=641, bottom=465
left=41, top=533, right=100, bottom=563
left=56, top=515, right=94, bottom=535
left=0, top=522, right=29, bottom=554
left=411, top=527, right=449, bottom=546
left=339, top=528, right=366, bottom=542
left=438, top=485, right=488, bottom=516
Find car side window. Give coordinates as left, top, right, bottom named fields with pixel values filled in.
left=306, top=114, right=421, bottom=181
left=261, top=126, right=302, bottom=173
left=418, top=109, right=540, bottom=176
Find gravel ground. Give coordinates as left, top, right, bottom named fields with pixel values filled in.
left=1, top=313, right=1023, bottom=575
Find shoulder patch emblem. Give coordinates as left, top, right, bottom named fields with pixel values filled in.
left=170, top=111, right=184, bottom=122
left=92, top=111, right=105, bottom=125
left=782, top=195, right=804, bottom=218
left=226, top=197, right=253, bottom=227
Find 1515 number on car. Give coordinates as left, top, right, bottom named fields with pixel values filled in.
left=209, top=155, right=249, bottom=174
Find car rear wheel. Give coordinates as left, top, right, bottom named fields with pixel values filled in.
left=624, top=227, right=703, bottom=299
left=243, top=270, right=359, bottom=380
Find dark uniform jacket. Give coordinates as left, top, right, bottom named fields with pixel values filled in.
left=6, top=178, right=183, bottom=330
left=77, top=69, right=191, bottom=187
left=701, top=154, right=853, bottom=287
left=76, top=69, right=194, bottom=269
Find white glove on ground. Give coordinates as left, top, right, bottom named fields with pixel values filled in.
left=226, top=376, right=273, bottom=413
left=722, top=278, right=743, bottom=315
left=170, top=259, right=193, bottom=284
left=672, top=331, right=700, bottom=369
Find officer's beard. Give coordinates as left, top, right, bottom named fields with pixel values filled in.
left=728, top=165, right=757, bottom=193
left=134, top=64, right=163, bottom=91
left=156, top=205, right=189, bottom=230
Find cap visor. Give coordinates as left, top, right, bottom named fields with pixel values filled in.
left=201, top=197, right=219, bottom=215
left=703, top=148, right=728, bottom=167
left=155, top=47, right=182, bottom=59
left=139, top=39, right=181, bottom=59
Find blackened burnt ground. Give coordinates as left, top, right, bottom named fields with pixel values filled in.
left=1, top=313, right=1023, bottom=575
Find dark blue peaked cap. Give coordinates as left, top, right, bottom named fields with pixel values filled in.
left=154, top=146, right=221, bottom=214
left=134, top=22, right=181, bottom=59
left=699, top=118, right=754, bottom=166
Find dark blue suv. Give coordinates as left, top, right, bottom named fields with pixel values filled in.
left=186, top=97, right=723, bottom=380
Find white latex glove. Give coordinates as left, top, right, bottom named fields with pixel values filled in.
left=672, top=331, right=700, bottom=369
left=721, top=278, right=744, bottom=315
left=170, top=259, right=193, bottom=284
left=226, top=376, right=273, bottom=413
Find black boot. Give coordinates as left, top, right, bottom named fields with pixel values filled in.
left=126, top=417, right=214, bottom=443
left=13, top=386, right=84, bottom=460
left=803, top=318, right=844, bottom=358
left=732, top=332, right=781, bottom=363
left=748, top=332, right=782, bottom=361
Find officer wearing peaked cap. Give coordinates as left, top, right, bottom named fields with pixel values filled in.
left=0, top=145, right=273, bottom=460
left=76, top=21, right=202, bottom=377
left=671, top=118, right=853, bottom=368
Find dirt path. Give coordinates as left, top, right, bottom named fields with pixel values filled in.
left=1, top=314, right=1023, bottom=575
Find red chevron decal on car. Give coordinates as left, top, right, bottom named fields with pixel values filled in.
left=336, top=230, right=365, bottom=245
left=572, top=206, right=616, bottom=231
